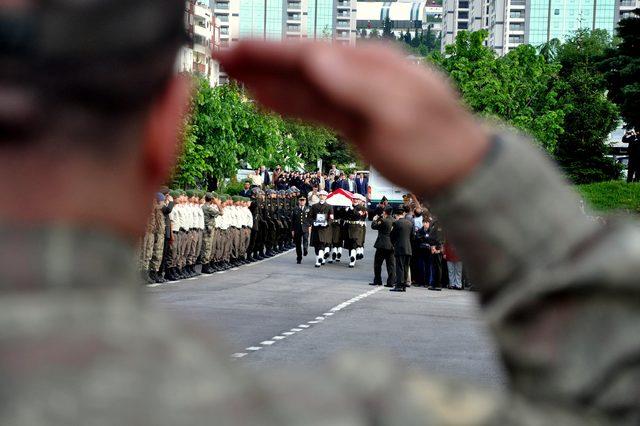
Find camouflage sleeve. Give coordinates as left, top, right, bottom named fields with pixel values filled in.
left=430, top=130, right=640, bottom=422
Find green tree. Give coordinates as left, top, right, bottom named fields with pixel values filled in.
left=432, top=30, right=566, bottom=153
left=554, top=29, right=620, bottom=183
left=602, top=8, right=640, bottom=131
left=369, top=28, right=381, bottom=39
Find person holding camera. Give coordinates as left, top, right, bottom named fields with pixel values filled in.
left=623, top=129, right=639, bottom=182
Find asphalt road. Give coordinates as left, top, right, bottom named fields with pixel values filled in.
left=147, top=239, right=506, bottom=389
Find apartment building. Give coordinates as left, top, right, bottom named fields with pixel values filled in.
left=618, top=0, right=639, bottom=20
left=444, top=0, right=630, bottom=55
left=441, top=0, right=470, bottom=48
left=177, top=1, right=219, bottom=85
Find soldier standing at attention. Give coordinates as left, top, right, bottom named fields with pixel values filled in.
left=148, top=193, right=167, bottom=283
left=5, top=0, right=640, bottom=422
left=200, top=192, right=219, bottom=274
left=292, top=195, right=311, bottom=264
left=309, top=190, right=333, bottom=267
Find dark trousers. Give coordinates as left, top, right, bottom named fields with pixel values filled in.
left=294, top=230, right=309, bottom=260
left=415, top=250, right=430, bottom=286
left=430, top=253, right=443, bottom=287
left=628, top=159, right=639, bottom=182
left=394, top=254, right=411, bottom=288
left=373, top=248, right=396, bottom=285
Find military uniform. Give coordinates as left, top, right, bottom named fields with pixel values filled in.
left=200, top=194, right=220, bottom=274
left=292, top=201, right=311, bottom=263
left=309, top=195, right=333, bottom=267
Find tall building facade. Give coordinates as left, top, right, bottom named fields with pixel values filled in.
left=177, top=1, right=219, bottom=86
left=443, top=0, right=633, bottom=55
left=441, top=0, right=470, bottom=48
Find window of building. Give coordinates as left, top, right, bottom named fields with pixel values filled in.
left=458, top=11, right=469, bottom=19
left=458, top=1, right=469, bottom=8
left=554, top=8, right=559, bottom=15
left=509, top=34, right=523, bottom=43
left=509, top=22, right=523, bottom=30
left=457, top=21, right=468, bottom=29
left=509, top=10, right=523, bottom=18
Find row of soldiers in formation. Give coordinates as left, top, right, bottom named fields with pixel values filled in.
left=138, top=187, right=304, bottom=284
left=139, top=186, right=370, bottom=283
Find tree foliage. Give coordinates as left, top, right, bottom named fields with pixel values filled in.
left=553, top=29, right=620, bottom=183
left=431, top=30, right=566, bottom=153
left=602, top=8, right=640, bottom=131
left=173, top=78, right=338, bottom=188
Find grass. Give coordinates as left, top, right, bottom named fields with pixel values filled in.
left=576, top=181, right=640, bottom=214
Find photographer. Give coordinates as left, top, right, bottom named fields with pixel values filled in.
left=623, top=129, right=639, bottom=182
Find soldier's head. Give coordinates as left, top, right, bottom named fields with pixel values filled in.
left=244, top=181, right=251, bottom=190
left=318, top=190, right=328, bottom=203
left=383, top=206, right=393, bottom=217
left=1, top=0, right=188, bottom=238
left=298, top=196, right=307, bottom=207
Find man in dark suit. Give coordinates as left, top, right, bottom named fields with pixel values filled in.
left=355, top=173, right=368, bottom=197
left=239, top=181, right=253, bottom=198
left=291, top=196, right=311, bottom=264
left=389, top=206, right=414, bottom=292
left=369, top=206, right=396, bottom=287
left=259, top=165, right=271, bottom=186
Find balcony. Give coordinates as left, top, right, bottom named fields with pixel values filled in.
left=337, top=11, right=351, bottom=18
left=337, top=1, right=350, bottom=8
left=337, top=31, right=350, bottom=39
left=336, top=21, right=350, bottom=28
left=620, top=0, right=635, bottom=5
left=287, top=24, right=301, bottom=33
left=287, top=13, right=301, bottom=21
left=214, top=2, right=229, bottom=9
left=287, top=1, right=301, bottom=10
left=510, top=0, right=526, bottom=5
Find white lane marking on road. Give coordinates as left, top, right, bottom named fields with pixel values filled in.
left=232, top=286, right=383, bottom=360
left=147, top=283, right=162, bottom=287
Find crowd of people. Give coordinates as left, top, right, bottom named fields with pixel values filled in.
left=247, top=164, right=369, bottom=196
left=369, top=195, right=467, bottom=292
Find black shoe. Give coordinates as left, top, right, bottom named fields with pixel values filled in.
left=323, top=252, right=330, bottom=259
left=383, top=283, right=394, bottom=287
left=369, top=282, right=382, bottom=286
left=427, top=286, right=442, bottom=291
left=147, top=270, right=158, bottom=283
left=296, top=259, right=302, bottom=264
left=201, top=264, right=211, bottom=274
left=356, top=254, right=363, bottom=260
left=390, top=286, right=406, bottom=292
left=303, top=248, right=308, bottom=256
left=155, top=272, right=166, bottom=283
left=331, top=252, right=337, bottom=260
left=141, top=270, right=152, bottom=284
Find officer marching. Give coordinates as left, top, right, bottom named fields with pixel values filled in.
left=309, top=190, right=333, bottom=267
left=291, top=195, right=311, bottom=264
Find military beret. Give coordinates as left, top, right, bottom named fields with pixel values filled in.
left=219, top=194, right=228, bottom=202
left=210, top=192, right=219, bottom=198
left=169, top=190, right=181, bottom=198
left=231, top=196, right=241, bottom=202
left=185, top=189, right=195, bottom=197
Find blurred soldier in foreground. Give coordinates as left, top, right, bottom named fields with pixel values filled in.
left=2, top=2, right=640, bottom=426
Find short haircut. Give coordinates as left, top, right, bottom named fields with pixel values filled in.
left=1, top=0, right=185, bottom=151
